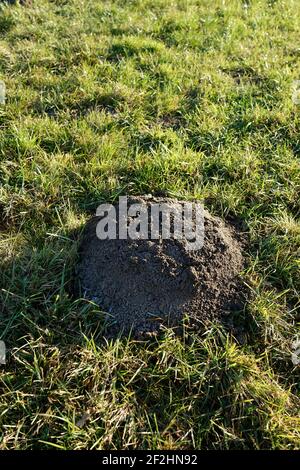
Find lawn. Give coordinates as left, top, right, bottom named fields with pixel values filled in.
left=0, top=0, right=299, bottom=450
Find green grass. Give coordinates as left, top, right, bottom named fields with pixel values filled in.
left=0, top=0, right=300, bottom=450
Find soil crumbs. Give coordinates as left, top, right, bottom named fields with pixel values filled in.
left=76, top=197, right=248, bottom=338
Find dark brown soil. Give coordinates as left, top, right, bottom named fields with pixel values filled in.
left=76, top=197, right=248, bottom=338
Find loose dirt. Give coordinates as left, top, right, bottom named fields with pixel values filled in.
left=76, top=197, right=248, bottom=337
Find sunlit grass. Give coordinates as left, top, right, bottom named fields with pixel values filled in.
left=0, top=0, right=299, bottom=449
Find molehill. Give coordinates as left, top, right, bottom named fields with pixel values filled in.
left=75, top=197, right=247, bottom=338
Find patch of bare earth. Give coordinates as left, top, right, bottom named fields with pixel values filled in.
left=76, top=197, right=248, bottom=338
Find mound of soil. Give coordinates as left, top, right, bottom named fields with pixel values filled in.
left=76, top=197, right=247, bottom=337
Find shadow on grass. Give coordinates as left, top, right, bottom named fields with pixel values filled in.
left=0, top=212, right=296, bottom=449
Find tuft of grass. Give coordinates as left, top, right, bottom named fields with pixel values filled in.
left=0, top=0, right=299, bottom=449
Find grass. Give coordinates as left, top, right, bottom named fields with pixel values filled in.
left=0, top=0, right=299, bottom=450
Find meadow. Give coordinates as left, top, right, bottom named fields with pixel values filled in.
left=0, top=0, right=299, bottom=449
